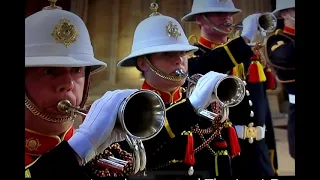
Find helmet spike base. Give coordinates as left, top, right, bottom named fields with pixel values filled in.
left=43, top=0, right=62, bottom=10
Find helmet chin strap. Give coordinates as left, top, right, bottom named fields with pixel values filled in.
left=287, top=13, right=295, bottom=21
left=25, top=93, right=75, bottom=123
left=202, top=15, right=232, bottom=35
left=144, top=57, right=185, bottom=82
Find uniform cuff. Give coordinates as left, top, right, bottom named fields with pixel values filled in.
left=68, top=132, right=96, bottom=164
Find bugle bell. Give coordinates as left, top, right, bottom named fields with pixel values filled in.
left=57, top=90, right=166, bottom=174
left=256, top=12, right=277, bottom=33
left=175, top=69, right=246, bottom=122
left=226, top=12, right=277, bottom=47
left=225, top=12, right=277, bottom=33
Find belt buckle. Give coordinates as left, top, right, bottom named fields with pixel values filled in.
left=244, top=122, right=258, bottom=144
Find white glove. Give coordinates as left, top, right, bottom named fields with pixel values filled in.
left=188, top=71, right=227, bottom=111
left=241, top=13, right=260, bottom=42
left=68, top=89, right=138, bottom=164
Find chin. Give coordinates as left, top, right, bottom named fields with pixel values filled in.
left=45, top=109, right=69, bottom=116
left=222, top=28, right=233, bottom=33
left=171, top=80, right=186, bottom=88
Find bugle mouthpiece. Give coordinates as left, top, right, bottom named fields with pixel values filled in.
left=57, top=100, right=72, bottom=112
left=224, top=22, right=233, bottom=27
left=175, top=69, right=186, bottom=78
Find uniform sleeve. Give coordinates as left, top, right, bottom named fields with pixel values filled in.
left=268, top=39, right=295, bottom=68
left=25, top=141, right=90, bottom=179
left=188, top=37, right=253, bottom=74
left=163, top=99, right=199, bottom=138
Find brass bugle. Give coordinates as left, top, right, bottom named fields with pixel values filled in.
left=175, top=69, right=246, bottom=121
left=57, top=90, right=166, bottom=140
left=57, top=100, right=87, bottom=116
left=57, top=90, right=166, bottom=174
left=225, top=12, right=277, bottom=33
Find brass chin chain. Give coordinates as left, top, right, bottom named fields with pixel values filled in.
left=25, top=94, right=75, bottom=123
left=144, top=57, right=185, bottom=82
left=202, top=15, right=232, bottom=35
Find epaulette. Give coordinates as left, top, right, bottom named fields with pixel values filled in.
left=263, top=29, right=295, bottom=76
left=263, top=29, right=294, bottom=59
left=187, top=34, right=198, bottom=45
left=262, top=30, right=280, bottom=66
left=274, top=29, right=294, bottom=42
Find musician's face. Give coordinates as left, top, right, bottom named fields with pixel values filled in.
left=202, top=12, right=234, bottom=34
left=281, top=8, right=295, bottom=27
left=25, top=67, right=85, bottom=114
left=287, top=8, right=295, bottom=19
left=137, top=51, right=188, bottom=90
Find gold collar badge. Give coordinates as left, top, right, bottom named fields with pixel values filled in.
left=25, top=138, right=41, bottom=151
left=51, top=18, right=79, bottom=48
left=166, top=21, right=181, bottom=39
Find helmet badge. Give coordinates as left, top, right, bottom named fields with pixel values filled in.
left=51, top=18, right=79, bottom=48
left=148, top=2, right=181, bottom=40
left=166, top=21, right=181, bottom=40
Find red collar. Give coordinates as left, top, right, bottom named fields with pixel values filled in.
left=283, top=26, right=295, bottom=36
left=25, top=126, right=74, bottom=157
left=198, top=36, right=225, bottom=49
left=141, top=81, right=183, bottom=104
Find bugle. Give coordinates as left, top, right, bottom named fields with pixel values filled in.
left=226, top=12, right=278, bottom=46
left=175, top=69, right=246, bottom=122
left=57, top=90, right=166, bottom=174
left=225, top=12, right=277, bottom=33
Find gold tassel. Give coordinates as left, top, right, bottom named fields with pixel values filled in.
left=232, top=63, right=245, bottom=80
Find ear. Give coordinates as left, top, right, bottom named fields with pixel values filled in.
left=195, top=14, right=203, bottom=26
left=137, top=56, right=148, bottom=71
left=279, top=10, right=287, bottom=19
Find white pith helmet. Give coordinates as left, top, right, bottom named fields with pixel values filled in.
left=117, top=2, right=198, bottom=67
left=181, top=0, right=241, bottom=22
left=25, top=5, right=107, bottom=74
left=272, top=0, right=295, bottom=18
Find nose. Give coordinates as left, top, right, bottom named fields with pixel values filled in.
left=55, top=73, right=75, bottom=93
left=173, top=55, right=183, bottom=66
